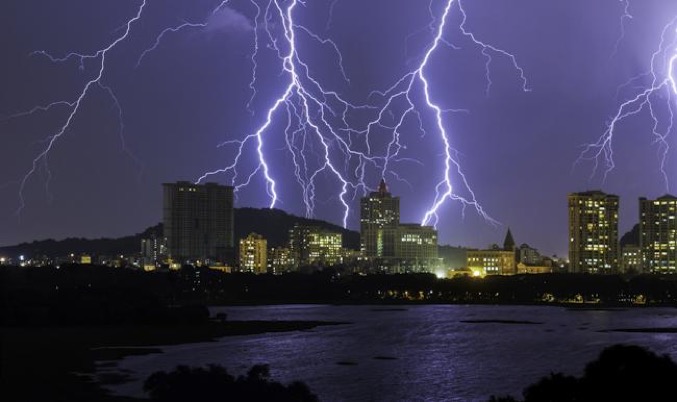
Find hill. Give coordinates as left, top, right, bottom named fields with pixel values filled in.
left=0, top=208, right=359, bottom=258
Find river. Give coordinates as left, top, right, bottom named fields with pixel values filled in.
left=106, top=304, right=677, bottom=401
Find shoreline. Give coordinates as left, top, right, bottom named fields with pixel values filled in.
left=1, top=320, right=348, bottom=402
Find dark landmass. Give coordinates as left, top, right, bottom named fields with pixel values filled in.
left=1, top=320, right=347, bottom=402
left=235, top=207, right=360, bottom=249
left=0, top=223, right=163, bottom=259
left=490, top=344, right=677, bottom=402
left=143, top=364, right=319, bottom=402
left=620, top=223, right=639, bottom=248
left=7, top=265, right=677, bottom=312
left=460, top=319, right=542, bottom=325
left=0, top=207, right=360, bottom=257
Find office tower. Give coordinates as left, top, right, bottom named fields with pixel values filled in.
left=239, top=233, right=268, bottom=274
left=394, top=224, right=439, bottom=272
left=289, top=224, right=343, bottom=267
left=568, top=190, right=619, bottom=274
left=360, top=179, right=400, bottom=257
left=639, top=195, right=677, bottom=274
left=163, top=181, right=234, bottom=263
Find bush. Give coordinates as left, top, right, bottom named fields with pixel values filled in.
left=144, top=364, right=318, bottom=402
left=490, top=344, right=677, bottom=402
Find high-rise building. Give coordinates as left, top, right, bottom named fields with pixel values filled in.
left=289, top=224, right=343, bottom=267
left=639, top=195, right=677, bottom=274
left=360, top=179, right=400, bottom=257
left=394, top=224, right=440, bottom=272
left=239, top=233, right=267, bottom=274
left=568, top=190, right=619, bottom=274
left=268, top=247, right=293, bottom=274
left=163, top=181, right=234, bottom=263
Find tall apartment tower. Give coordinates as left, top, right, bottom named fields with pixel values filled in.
left=639, top=195, right=677, bottom=274
left=163, top=181, right=234, bottom=263
left=360, top=179, right=400, bottom=257
left=568, top=191, right=619, bottom=274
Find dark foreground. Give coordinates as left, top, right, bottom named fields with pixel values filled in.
left=0, top=320, right=345, bottom=402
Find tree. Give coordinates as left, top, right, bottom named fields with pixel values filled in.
left=490, top=344, right=677, bottom=402
left=144, top=364, right=318, bottom=402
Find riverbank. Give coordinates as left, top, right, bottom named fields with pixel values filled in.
left=1, top=320, right=347, bottom=402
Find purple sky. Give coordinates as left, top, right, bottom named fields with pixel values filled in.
left=2, top=0, right=677, bottom=258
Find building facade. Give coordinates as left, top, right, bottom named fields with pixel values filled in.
left=621, top=244, right=642, bottom=274
left=239, top=233, right=267, bottom=274
left=360, top=179, right=400, bottom=258
left=163, top=181, right=234, bottom=263
left=268, top=247, right=293, bottom=274
left=568, top=191, right=619, bottom=274
left=467, top=247, right=517, bottom=276
left=639, top=195, right=677, bottom=274
left=289, top=225, right=343, bottom=267
left=518, top=243, right=541, bottom=265
left=393, top=224, right=440, bottom=272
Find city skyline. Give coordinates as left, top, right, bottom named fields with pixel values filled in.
left=3, top=0, right=677, bottom=258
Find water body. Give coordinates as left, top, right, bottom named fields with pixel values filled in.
left=107, top=305, right=677, bottom=401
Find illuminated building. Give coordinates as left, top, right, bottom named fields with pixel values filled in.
left=163, top=181, right=234, bottom=264
left=568, top=191, right=619, bottom=274
left=393, top=224, right=440, bottom=272
left=358, top=179, right=441, bottom=273
left=141, top=234, right=167, bottom=266
left=516, top=262, right=552, bottom=274
left=268, top=247, right=293, bottom=274
left=621, top=244, right=642, bottom=274
left=289, top=224, right=343, bottom=267
left=467, top=246, right=516, bottom=276
left=360, top=179, right=400, bottom=257
left=239, top=233, right=267, bottom=274
left=639, top=195, right=677, bottom=274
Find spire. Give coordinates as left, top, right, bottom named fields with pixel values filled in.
left=503, top=228, right=515, bottom=251
left=378, top=178, right=388, bottom=195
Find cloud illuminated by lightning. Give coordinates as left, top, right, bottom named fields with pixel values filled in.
left=578, top=15, right=677, bottom=190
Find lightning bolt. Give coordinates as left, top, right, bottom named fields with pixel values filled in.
left=9, top=0, right=148, bottom=214
left=197, top=0, right=530, bottom=229
left=579, top=14, right=677, bottom=190
left=612, top=0, right=633, bottom=58
left=10, top=0, right=530, bottom=235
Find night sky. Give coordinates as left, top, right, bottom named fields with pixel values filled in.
left=3, top=0, right=677, bottom=258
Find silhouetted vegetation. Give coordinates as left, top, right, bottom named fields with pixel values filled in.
left=8, top=265, right=677, bottom=314
left=489, top=344, right=677, bottom=402
left=144, top=364, right=318, bottom=402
